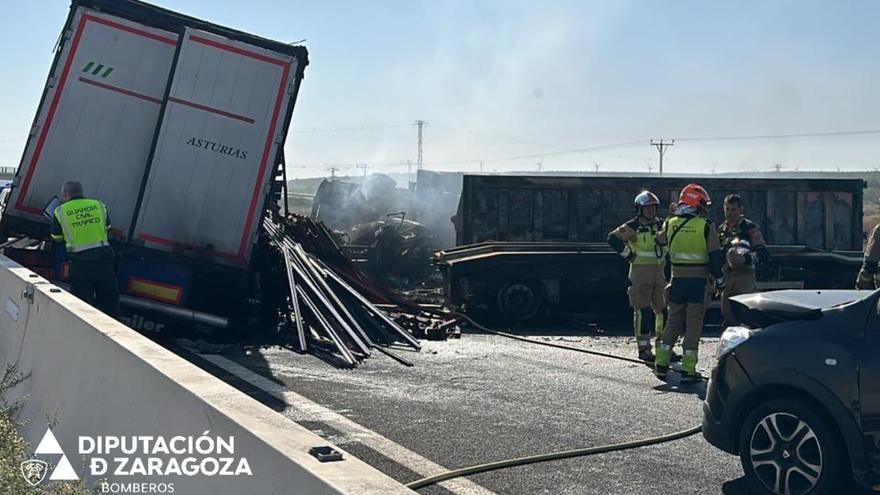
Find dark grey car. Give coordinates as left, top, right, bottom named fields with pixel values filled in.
left=702, top=289, right=880, bottom=495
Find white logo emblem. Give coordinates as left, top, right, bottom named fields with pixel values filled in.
left=20, top=459, right=48, bottom=486
left=20, top=429, right=80, bottom=486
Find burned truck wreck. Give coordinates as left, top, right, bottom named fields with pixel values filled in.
left=434, top=174, right=865, bottom=321
left=309, top=174, right=440, bottom=283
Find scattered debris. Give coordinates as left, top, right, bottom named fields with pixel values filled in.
left=263, top=214, right=459, bottom=367
left=386, top=311, right=461, bottom=341
left=310, top=174, right=406, bottom=231
left=345, top=216, right=437, bottom=281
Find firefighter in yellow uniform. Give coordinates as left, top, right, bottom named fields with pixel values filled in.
left=50, top=181, right=120, bottom=316
left=608, top=191, right=669, bottom=361
left=857, top=223, right=880, bottom=290
left=718, top=194, right=770, bottom=326
left=654, top=184, right=724, bottom=383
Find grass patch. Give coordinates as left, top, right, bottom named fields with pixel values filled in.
left=0, top=364, right=95, bottom=494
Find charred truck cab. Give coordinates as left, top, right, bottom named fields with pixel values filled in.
left=0, top=0, right=308, bottom=332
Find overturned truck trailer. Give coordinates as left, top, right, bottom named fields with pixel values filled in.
left=1, top=0, right=308, bottom=330
left=434, top=174, right=865, bottom=321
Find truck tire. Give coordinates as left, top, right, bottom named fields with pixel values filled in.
left=738, top=397, right=850, bottom=495
left=495, top=280, right=544, bottom=321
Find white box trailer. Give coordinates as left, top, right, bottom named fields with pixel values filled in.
left=133, top=28, right=299, bottom=265
left=4, top=0, right=307, bottom=270
left=8, top=9, right=179, bottom=239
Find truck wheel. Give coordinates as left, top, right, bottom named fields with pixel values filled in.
left=738, top=398, right=850, bottom=495
left=495, top=280, right=544, bottom=321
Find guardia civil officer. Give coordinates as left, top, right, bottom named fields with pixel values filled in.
left=50, top=181, right=120, bottom=316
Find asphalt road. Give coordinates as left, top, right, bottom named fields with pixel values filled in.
left=177, top=316, right=771, bottom=495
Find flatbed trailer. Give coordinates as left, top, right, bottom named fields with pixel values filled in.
left=435, top=174, right=866, bottom=320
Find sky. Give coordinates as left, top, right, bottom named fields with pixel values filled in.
left=1, top=0, right=879, bottom=179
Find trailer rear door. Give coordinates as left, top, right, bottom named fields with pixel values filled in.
left=7, top=8, right=178, bottom=236
left=131, top=28, right=298, bottom=267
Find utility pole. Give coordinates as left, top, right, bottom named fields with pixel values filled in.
left=650, top=139, right=674, bottom=174
left=327, top=166, right=339, bottom=179
left=479, top=160, right=484, bottom=173
left=358, top=163, right=369, bottom=177
left=537, top=160, right=543, bottom=172
left=414, top=120, right=428, bottom=170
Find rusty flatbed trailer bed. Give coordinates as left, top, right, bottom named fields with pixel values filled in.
left=436, top=175, right=865, bottom=320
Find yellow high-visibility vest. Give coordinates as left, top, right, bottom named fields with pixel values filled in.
left=666, top=216, right=709, bottom=265
left=52, top=198, right=110, bottom=253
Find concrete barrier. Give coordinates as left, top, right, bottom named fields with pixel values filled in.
left=0, top=256, right=414, bottom=494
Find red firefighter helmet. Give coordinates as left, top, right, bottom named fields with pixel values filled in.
left=678, top=183, right=711, bottom=209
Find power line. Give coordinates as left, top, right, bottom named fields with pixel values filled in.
left=430, top=139, right=646, bottom=166
left=677, top=128, right=880, bottom=142
left=414, top=120, right=427, bottom=171
left=650, top=139, right=674, bottom=175
left=430, top=122, right=563, bottom=150
left=284, top=125, right=880, bottom=174
left=291, top=122, right=411, bottom=134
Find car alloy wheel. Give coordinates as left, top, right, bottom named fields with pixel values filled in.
left=749, top=412, right=822, bottom=495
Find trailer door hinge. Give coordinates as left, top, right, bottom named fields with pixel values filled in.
left=29, top=124, right=40, bottom=138
left=53, top=29, right=72, bottom=53
left=275, top=132, right=285, bottom=145
left=47, top=76, right=58, bottom=89
left=287, top=81, right=296, bottom=95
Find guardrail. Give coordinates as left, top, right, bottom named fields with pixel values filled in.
left=0, top=256, right=413, bottom=494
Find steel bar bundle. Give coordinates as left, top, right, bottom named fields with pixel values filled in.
left=264, top=216, right=421, bottom=367
left=274, top=214, right=422, bottom=314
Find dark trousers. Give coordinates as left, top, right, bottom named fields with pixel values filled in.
left=661, top=277, right=710, bottom=351
left=69, top=259, right=120, bottom=317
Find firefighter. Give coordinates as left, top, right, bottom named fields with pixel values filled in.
left=718, top=194, right=770, bottom=326
left=607, top=191, right=668, bottom=361
left=50, top=181, right=120, bottom=317
left=856, top=223, right=880, bottom=290
left=654, top=183, right=724, bottom=383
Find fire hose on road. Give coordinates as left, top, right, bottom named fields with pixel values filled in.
left=406, top=311, right=705, bottom=491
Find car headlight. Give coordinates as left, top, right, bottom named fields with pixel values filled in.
left=716, top=326, right=754, bottom=358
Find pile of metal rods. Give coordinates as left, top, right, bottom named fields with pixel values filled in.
left=264, top=217, right=421, bottom=368
left=276, top=214, right=422, bottom=314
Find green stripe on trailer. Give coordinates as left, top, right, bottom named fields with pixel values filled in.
left=82, top=61, right=94, bottom=72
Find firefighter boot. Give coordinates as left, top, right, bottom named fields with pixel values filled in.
left=653, top=309, right=681, bottom=362
left=655, top=344, right=672, bottom=380
left=679, top=349, right=702, bottom=383
left=636, top=308, right=654, bottom=362
left=638, top=345, right=655, bottom=363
